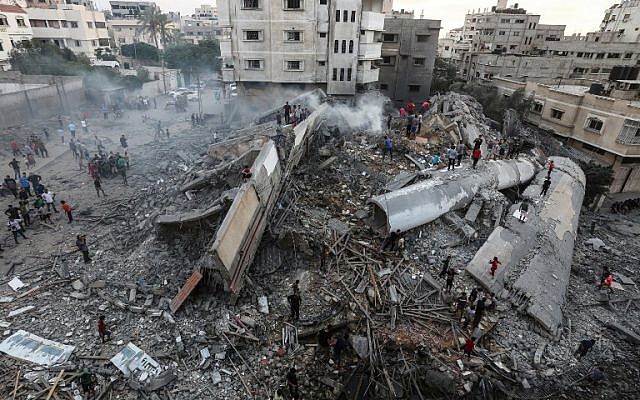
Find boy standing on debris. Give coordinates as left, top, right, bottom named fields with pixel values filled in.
left=472, top=296, right=487, bottom=329
left=329, top=335, right=347, bottom=366
left=60, top=200, right=73, bottom=223
left=473, top=135, right=483, bottom=150
left=472, top=147, right=481, bottom=169
left=456, top=292, right=467, bottom=318
left=288, top=288, right=301, bottom=322
left=42, top=189, right=57, bottom=212
left=283, top=102, right=291, bottom=124
left=7, top=218, right=27, bottom=244
left=547, top=159, right=555, bottom=177
left=447, top=145, right=458, bottom=171
left=76, top=234, right=92, bottom=263
left=445, top=268, right=456, bottom=293
left=94, top=177, right=106, bottom=197
left=489, top=256, right=501, bottom=277
left=439, top=255, right=451, bottom=278
left=79, top=369, right=96, bottom=399
left=456, top=140, right=466, bottom=167
left=540, top=177, right=551, bottom=197
left=518, top=199, right=529, bottom=222
left=98, top=315, right=111, bottom=342
left=382, top=135, right=393, bottom=160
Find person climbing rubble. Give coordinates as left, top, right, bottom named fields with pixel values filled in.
left=445, top=267, right=457, bottom=293
left=97, top=315, right=111, bottom=342
left=7, top=218, right=27, bottom=244
left=287, top=287, right=301, bottom=322
left=547, top=159, right=555, bottom=177
left=464, top=337, right=475, bottom=359
left=456, top=292, right=468, bottom=318
left=540, top=177, right=551, bottom=197
left=472, top=296, right=487, bottom=329
left=489, top=256, right=502, bottom=277
left=575, top=338, right=597, bottom=359
left=518, top=199, right=529, bottom=222
left=241, top=166, right=252, bottom=182
left=76, top=234, right=92, bottom=263
left=79, top=368, right=97, bottom=399
left=439, top=255, right=452, bottom=278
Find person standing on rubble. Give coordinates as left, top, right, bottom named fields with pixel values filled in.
left=445, top=268, right=456, bottom=293
left=547, top=159, right=555, bottom=177
left=472, top=296, right=487, bottom=329
left=61, top=200, right=74, bottom=223
left=382, top=135, right=393, bottom=160
left=76, top=234, right=91, bottom=263
left=518, top=199, right=529, bottom=222
left=94, top=177, right=106, bottom=198
left=456, top=292, right=467, bottom=318
left=117, top=155, right=128, bottom=185
left=489, top=256, right=501, bottom=277
left=97, top=315, right=111, bottom=342
left=407, top=100, right=415, bottom=115
left=447, top=145, right=458, bottom=171
left=387, top=114, right=392, bottom=132
left=329, top=335, right=347, bottom=366
left=399, top=106, right=406, bottom=117
left=456, top=140, right=466, bottom=167
left=4, top=175, right=18, bottom=198
left=283, top=102, right=291, bottom=124
left=287, top=288, right=301, bottom=322
left=405, top=113, right=414, bottom=137
left=575, top=338, right=597, bottom=359
left=287, top=367, right=300, bottom=400
left=439, top=255, right=452, bottom=278
left=241, top=166, right=252, bottom=182
left=120, top=135, right=128, bottom=150
left=540, top=177, right=551, bottom=197
left=8, top=218, right=27, bottom=244
left=464, top=337, right=475, bottom=359
left=276, top=111, right=282, bottom=126
left=19, top=173, right=32, bottom=197
left=472, top=147, right=482, bottom=169
left=469, top=288, right=479, bottom=305
left=9, top=158, right=21, bottom=180
left=79, top=369, right=96, bottom=399
left=473, top=135, right=483, bottom=150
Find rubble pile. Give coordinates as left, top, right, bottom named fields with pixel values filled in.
left=0, top=91, right=638, bottom=400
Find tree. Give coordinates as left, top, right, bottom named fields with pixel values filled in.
left=136, top=67, right=151, bottom=82
left=431, top=57, right=458, bottom=94
left=579, top=161, right=614, bottom=205
left=137, top=6, right=163, bottom=48
left=10, top=39, right=92, bottom=75
left=164, top=40, right=221, bottom=83
left=120, top=42, right=159, bottom=61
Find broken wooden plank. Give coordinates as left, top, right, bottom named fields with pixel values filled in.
left=169, top=271, right=203, bottom=313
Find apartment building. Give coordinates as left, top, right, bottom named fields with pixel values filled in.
left=194, top=4, right=217, bottom=20
left=600, top=0, right=640, bottom=42
left=106, top=1, right=163, bottom=48
left=494, top=77, right=640, bottom=193
left=27, top=3, right=110, bottom=59
left=0, top=4, right=33, bottom=71
left=108, top=0, right=154, bottom=19
left=378, top=11, right=440, bottom=105
left=217, top=0, right=392, bottom=96
left=181, top=17, right=219, bottom=44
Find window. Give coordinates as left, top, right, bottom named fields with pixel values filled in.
left=591, top=68, right=600, bottom=73
left=243, top=30, right=262, bottom=41
left=341, top=40, right=346, bottom=53
left=444, top=46, right=450, bottom=50
left=408, top=85, right=421, bottom=92
left=29, top=19, right=47, bottom=28
left=382, top=33, right=396, bottom=42
left=585, top=117, right=604, bottom=133
left=285, top=31, right=302, bottom=42
left=381, top=56, right=395, bottom=65
left=16, top=18, right=26, bottom=27
left=624, top=13, right=631, bottom=22
left=245, top=59, right=263, bottom=70
left=498, top=31, right=506, bottom=35
left=336, top=10, right=340, bottom=22
left=0, top=41, right=3, bottom=51
left=242, top=0, right=259, bottom=8
left=320, top=0, right=327, bottom=4
left=284, top=0, right=302, bottom=9
left=351, top=11, right=356, bottom=22
left=348, top=40, right=353, bottom=53
left=339, top=68, right=344, bottom=81
left=577, top=52, right=583, bottom=57
left=61, top=21, right=67, bottom=28
left=550, top=109, right=564, bottom=120
left=0, top=15, right=7, bottom=26
left=75, top=40, right=81, bottom=47
left=334, top=40, right=338, bottom=53
left=501, top=18, right=510, bottom=23
left=596, top=53, right=605, bottom=59
left=286, top=60, right=302, bottom=71
left=98, top=38, right=109, bottom=46
left=332, top=68, right=337, bottom=80
left=608, top=53, right=621, bottom=58
left=87, top=22, right=93, bottom=28
left=531, top=102, right=543, bottom=114
left=318, top=60, right=326, bottom=66
left=617, top=119, right=640, bottom=144
left=513, top=31, right=520, bottom=36
left=347, top=68, right=352, bottom=81
left=510, top=45, right=517, bottom=50
left=413, top=57, right=425, bottom=66
left=416, top=35, right=428, bottom=42
left=319, top=32, right=326, bottom=38
left=118, top=38, right=126, bottom=44
left=625, top=53, right=633, bottom=59
left=379, top=83, right=389, bottom=90
left=515, top=19, right=525, bottom=24
left=95, top=22, right=106, bottom=29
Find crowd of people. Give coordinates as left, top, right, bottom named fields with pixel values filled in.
left=279, top=102, right=311, bottom=127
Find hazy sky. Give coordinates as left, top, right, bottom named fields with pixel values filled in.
left=96, top=0, right=613, bottom=35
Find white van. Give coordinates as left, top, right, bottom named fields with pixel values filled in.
left=93, top=60, right=120, bottom=69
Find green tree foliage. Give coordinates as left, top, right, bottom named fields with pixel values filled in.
left=136, top=67, right=151, bottom=82
left=120, top=43, right=159, bottom=61
left=163, top=40, right=221, bottom=83
left=10, top=40, right=92, bottom=75
left=430, top=57, right=459, bottom=94
left=578, top=161, right=614, bottom=205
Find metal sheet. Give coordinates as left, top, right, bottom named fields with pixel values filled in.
left=110, top=342, right=162, bottom=377
left=0, top=330, right=75, bottom=366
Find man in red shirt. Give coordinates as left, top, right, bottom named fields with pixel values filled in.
left=407, top=100, right=415, bottom=115
left=98, top=315, right=111, bottom=343
left=489, top=256, right=501, bottom=277
left=547, top=159, right=555, bottom=178
left=60, top=200, right=73, bottom=223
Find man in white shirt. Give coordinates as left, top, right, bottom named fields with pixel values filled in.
left=42, top=190, right=57, bottom=213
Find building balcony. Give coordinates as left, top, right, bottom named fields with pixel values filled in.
left=361, top=11, right=385, bottom=31
left=356, top=65, right=379, bottom=83
left=358, top=42, right=382, bottom=60
left=221, top=67, right=235, bottom=82
left=219, top=40, right=231, bottom=57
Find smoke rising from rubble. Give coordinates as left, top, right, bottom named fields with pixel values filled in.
left=324, top=94, right=388, bottom=133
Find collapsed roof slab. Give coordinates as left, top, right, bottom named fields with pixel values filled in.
left=369, top=159, right=538, bottom=234
left=513, top=157, right=586, bottom=335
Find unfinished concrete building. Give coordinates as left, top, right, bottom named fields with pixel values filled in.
left=377, top=11, right=441, bottom=105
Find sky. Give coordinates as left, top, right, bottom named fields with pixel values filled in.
left=95, top=0, right=613, bottom=36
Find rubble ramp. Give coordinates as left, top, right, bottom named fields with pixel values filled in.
left=512, top=158, right=585, bottom=335
left=369, top=159, right=537, bottom=234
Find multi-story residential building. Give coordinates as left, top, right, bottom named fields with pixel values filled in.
left=0, top=4, right=33, bottom=71
left=493, top=77, right=640, bottom=193
left=600, top=0, right=640, bottom=42
left=217, top=0, right=392, bottom=96
left=108, top=0, right=154, bottom=19
left=438, top=37, right=454, bottom=59
left=378, top=11, right=440, bottom=104
left=194, top=4, right=217, bottom=20
left=181, top=17, right=218, bottom=44
left=27, top=3, right=110, bottom=59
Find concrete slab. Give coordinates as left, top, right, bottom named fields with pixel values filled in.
left=0, top=330, right=75, bottom=366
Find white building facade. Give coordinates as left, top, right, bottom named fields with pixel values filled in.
left=27, top=3, right=110, bottom=60
left=600, top=0, right=640, bottom=42
left=0, top=4, right=33, bottom=71
left=218, top=0, right=391, bottom=96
